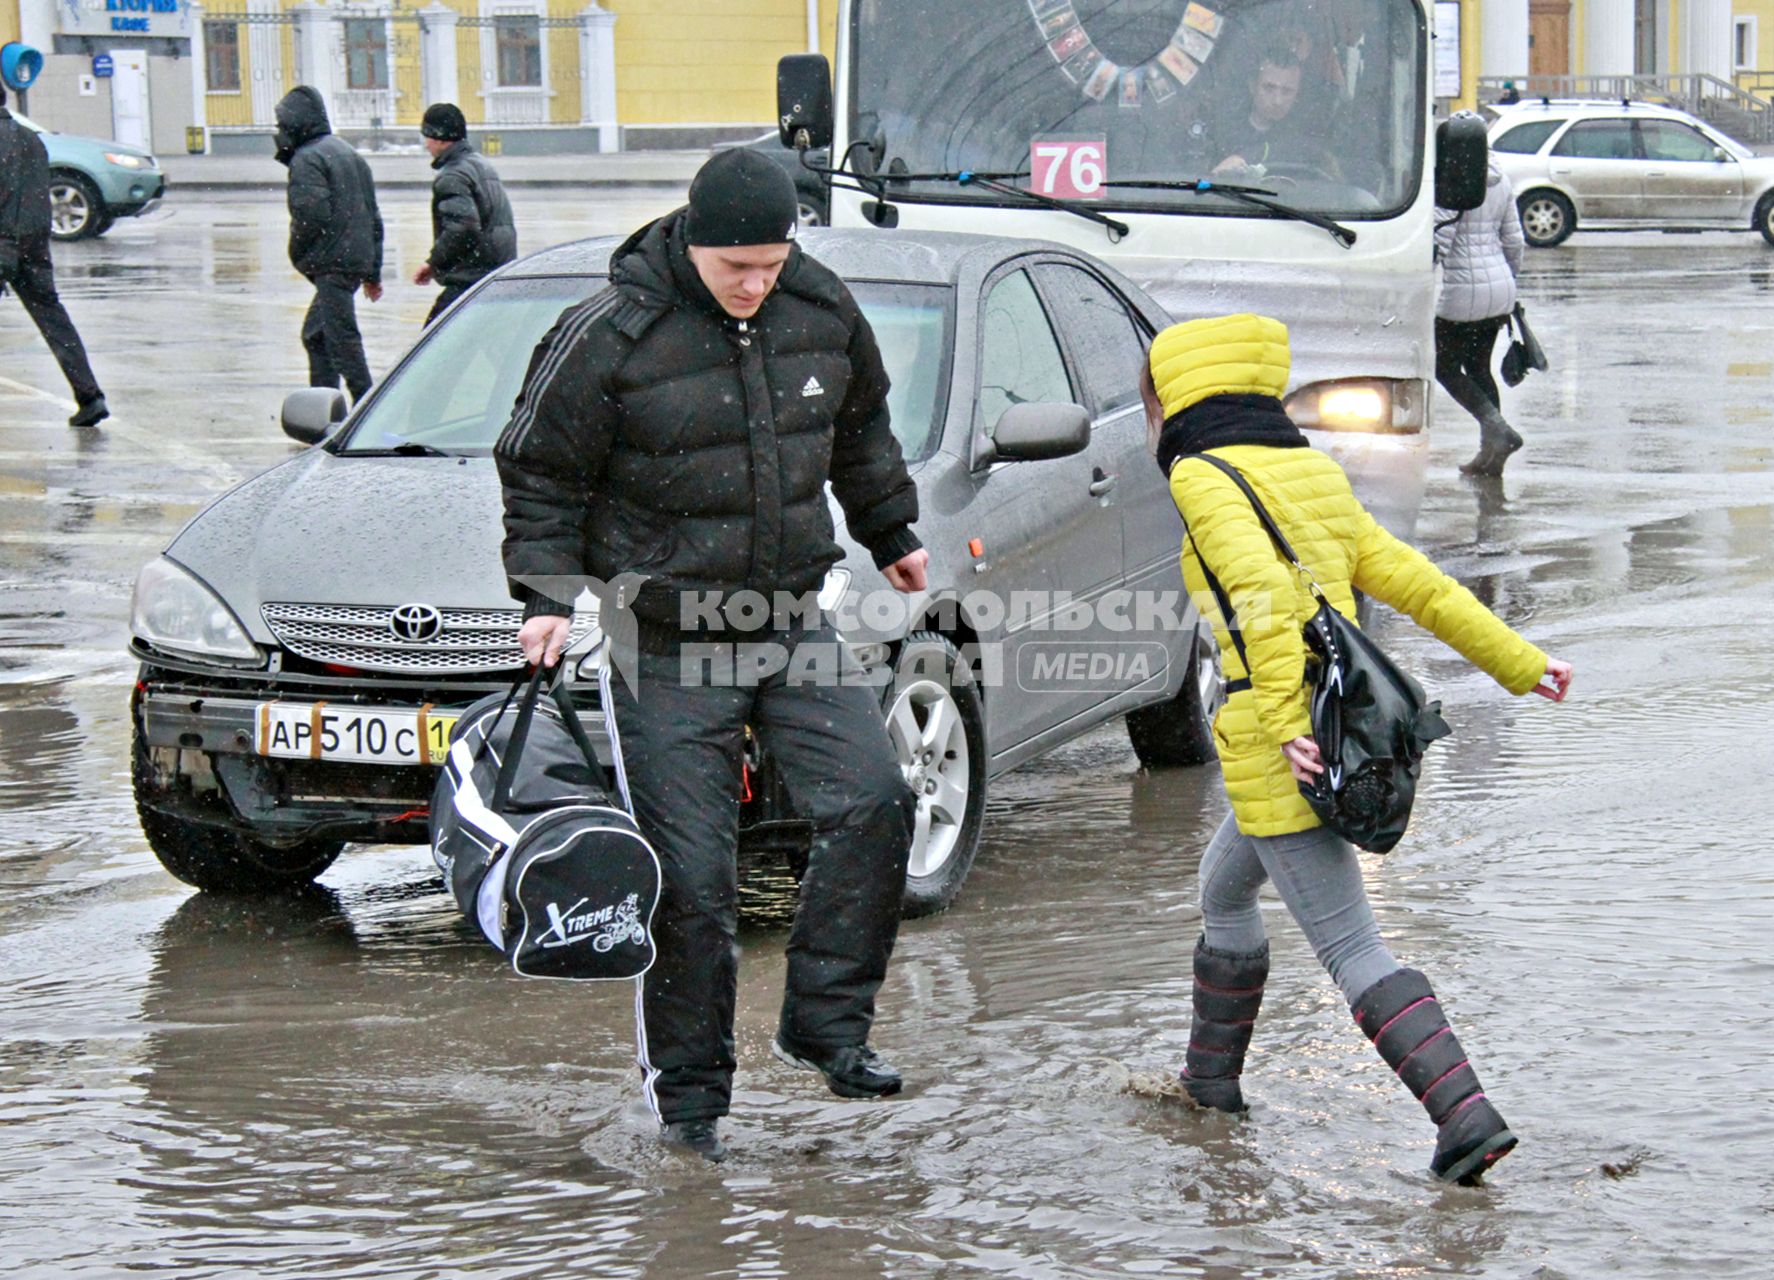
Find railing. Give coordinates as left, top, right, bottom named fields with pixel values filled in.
left=1476, top=74, right=1774, bottom=143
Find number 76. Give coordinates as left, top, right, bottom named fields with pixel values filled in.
left=1032, top=141, right=1106, bottom=199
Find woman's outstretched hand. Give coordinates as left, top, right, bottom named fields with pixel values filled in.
left=1534, top=658, right=1574, bottom=702
left=1282, top=736, right=1324, bottom=783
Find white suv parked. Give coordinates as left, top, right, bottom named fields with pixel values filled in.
left=1487, top=100, right=1774, bottom=247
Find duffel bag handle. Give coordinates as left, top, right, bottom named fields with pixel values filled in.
left=491, top=664, right=551, bottom=812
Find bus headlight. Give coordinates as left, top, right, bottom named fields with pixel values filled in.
left=1284, top=379, right=1424, bottom=434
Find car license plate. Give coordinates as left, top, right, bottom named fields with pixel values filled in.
left=256, top=702, right=458, bottom=766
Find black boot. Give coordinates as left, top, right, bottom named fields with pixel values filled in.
left=772, top=1037, right=903, bottom=1099
left=660, top=1118, right=728, bottom=1163
left=1180, top=938, right=1269, bottom=1112
left=1352, top=968, right=1517, bottom=1184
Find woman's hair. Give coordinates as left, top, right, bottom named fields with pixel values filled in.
left=1138, top=347, right=1164, bottom=455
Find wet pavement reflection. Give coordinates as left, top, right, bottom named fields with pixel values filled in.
left=3, top=200, right=1773, bottom=1277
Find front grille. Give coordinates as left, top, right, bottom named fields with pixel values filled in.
left=262, top=602, right=597, bottom=674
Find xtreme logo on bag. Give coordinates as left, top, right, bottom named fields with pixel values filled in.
left=537, top=891, right=646, bottom=951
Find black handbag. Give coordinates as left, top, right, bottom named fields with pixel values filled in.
left=1184, top=455, right=1451, bottom=853
left=1500, top=302, right=1549, bottom=387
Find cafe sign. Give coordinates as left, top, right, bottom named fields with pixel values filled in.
left=57, top=0, right=193, bottom=39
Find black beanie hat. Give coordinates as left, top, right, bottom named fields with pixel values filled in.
left=421, top=103, right=468, bottom=142
left=684, top=148, right=800, bottom=248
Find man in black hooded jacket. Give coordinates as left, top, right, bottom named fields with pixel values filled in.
left=0, top=85, right=108, bottom=427
left=274, top=86, right=383, bottom=402
left=412, top=103, right=516, bottom=325
left=496, top=149, right=926, bottom=1163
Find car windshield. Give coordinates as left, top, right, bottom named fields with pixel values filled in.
left=851, top=0, right=1424, bottom=218
left=338, top=274, right=954, bottom=461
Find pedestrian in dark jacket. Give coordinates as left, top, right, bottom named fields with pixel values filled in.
left=496, top=148, right=926, bottom=1164
left=274, top=86, right=383, bottom=402
left=0, top=85, right=108, bottom=427
left=413, top=103, right=516, bottom=326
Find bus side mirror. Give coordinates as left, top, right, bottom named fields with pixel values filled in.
left=1434, top=114, right=1488, bottom=211
left=778, top=54, right=834, bottom=152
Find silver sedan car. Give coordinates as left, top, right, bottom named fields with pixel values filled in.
left=1489, top=100, right=1774, bottom=247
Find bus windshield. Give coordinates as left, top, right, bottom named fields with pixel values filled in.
left=850, top=0, right=1425, bottom=220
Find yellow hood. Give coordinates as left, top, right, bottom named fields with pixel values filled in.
left=1148, top=314, right=1291, bottom=420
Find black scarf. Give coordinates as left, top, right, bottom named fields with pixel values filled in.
left=1154, top=393, right=1307, bottom=477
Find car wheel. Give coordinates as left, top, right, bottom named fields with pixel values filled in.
left=1125, top=632, right=1220, bottom=768
left=883, top=631, right=987, bottom=918
left=796, top=198, right=825, bottom=228
left=1517, top=189, right=1575, bottom=248
left=91, top=210, right=116, bottom=238
left=49, top=172, right=105, bottom=241
left=1755, top=192, right=1774, bottom=247
left=132, top=707, right=344, bottom=894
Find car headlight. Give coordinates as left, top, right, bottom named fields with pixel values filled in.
left=131, top=557, right=263, bottom=664
left=103, top=152, right=149, bottom=169
left=1284, top=378, right=1425, bottom=434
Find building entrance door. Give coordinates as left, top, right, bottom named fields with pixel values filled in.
left=109, top=49, right=151, bottom=149
left=1529, top=0, right=1571, bottom=77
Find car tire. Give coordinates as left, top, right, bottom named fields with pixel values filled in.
left=796, top=198, right=825, bottom=228
left=883, top=631, right=987, bottom=918
left=1755, top=192, right=1774, bottom=247
left=1125, top=632, right=1219, bottom=768
left=132, top=711, right=344, bottom=895
left=91, top=210, right=116, bottom=238
left=1517, top=189, right=1575, bottom=248
left=49, top=172, right=105, bottom=241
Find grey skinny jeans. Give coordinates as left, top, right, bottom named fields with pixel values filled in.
left=1199, top=812, right=1401, bottom=1003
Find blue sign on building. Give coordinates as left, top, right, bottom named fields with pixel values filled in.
left=93, top=53, right=115, bottom=78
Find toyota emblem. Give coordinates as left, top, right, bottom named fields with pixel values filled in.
left=389, top=603, right=444, bottom=643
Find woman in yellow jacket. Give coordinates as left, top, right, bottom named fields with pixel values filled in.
left=1142, top=314, right=1573, bottom=1186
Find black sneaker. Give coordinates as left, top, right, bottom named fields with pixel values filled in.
left=68, top=396, right=109, bottom=428
left=772, top=1037, right=903, bottom=1099
left=660, top=1118, right=727, bottom=1163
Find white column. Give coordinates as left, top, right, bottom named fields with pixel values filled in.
left=419, top=3, right=459, bottom=108
left=291, top=2, right=336, bottom=107
left=188, top=1, right=209, bottom=148
left=1482, top=0, right=1531, bottom=79
left=1681, top=0, right=1733, bottom=78
left=1585, top=0, right=1637, bottom=76
left=578, top=3, right=618, bottom=152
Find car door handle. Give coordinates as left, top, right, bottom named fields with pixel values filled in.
left=1646, top=170, right=1666, bottom=177
left=1089, top=468, right=1117, bottom=497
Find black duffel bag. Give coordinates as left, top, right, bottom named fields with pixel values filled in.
left=1185, top=455, right=1451, bottom=853
left=430, top=665, right=660, bottom=980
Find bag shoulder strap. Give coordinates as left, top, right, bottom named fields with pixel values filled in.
left=1187, top=453, right=1310, bottom=571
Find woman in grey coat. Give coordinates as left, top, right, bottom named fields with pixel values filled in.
left=1435, top=156, right=1527, bottom=477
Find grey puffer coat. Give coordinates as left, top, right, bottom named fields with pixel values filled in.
left=1435, top=165, right=1525, bottom=323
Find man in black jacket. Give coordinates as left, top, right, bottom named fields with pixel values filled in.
left=0, top=86, right=108, bottom=427
left=496, top=149, right=927, bottom=1163
left=412, top=103, right=516, bottom=326
left=274, top=86, right=383, bottom=402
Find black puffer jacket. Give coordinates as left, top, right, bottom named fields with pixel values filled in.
left=428, top=142, right=517, bottom=286
left=275, top=87, right=383, bottom=284
left=0, top=107, right=51, bottom=244
left=495, top=210, right=921, bottom=636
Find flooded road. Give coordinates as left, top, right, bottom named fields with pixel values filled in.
left=3, top=196, right=1773, bottom=1278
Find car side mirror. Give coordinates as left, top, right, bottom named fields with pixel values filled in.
left=1434, top=114, right=1488, bottom=212
left=990, top=402, right=1092, bottom=462
left=281, top=387, right=347, bottom=445
left=1714, top=146, right=1731, bottom=163
left=777, top=54, right=834, bottom=151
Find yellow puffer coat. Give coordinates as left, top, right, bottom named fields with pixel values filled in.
left=1155, top=315, right=1549, bottom=837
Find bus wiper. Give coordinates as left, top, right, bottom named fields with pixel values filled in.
left=876, top=167, right=1131, bottom=242
left=1102, top=178, right=1357, bottom=248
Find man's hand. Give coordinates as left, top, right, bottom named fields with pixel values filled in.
left=1212, top=155, right=1248, bottom=176
left=1281, top=735, right=1324, bottom=783
left=883, top=548, right=929, bottom=593
left=413, top=263, right=434, bottom=286
left=518, top=615, right=572, bottom=668
left=363, top=280, right=384, bottom=303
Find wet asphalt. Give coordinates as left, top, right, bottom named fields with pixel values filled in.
left=2, top=193, right=1773, bottom=1278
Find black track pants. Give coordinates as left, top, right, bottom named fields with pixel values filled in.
left=301, top=276, right=373, bottom=401
left=425, top=283, right=469, bottom=326
left=1434, top=314, right=1506, bottom=424
left=1, top=235, right=102, bottom=405
left=600, top=624, right=915, bottom=1124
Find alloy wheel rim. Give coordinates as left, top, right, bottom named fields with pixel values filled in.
left=886, top=677, right=970, bottom=879
left=1524, top=199, right=1563, bottom=241
left=50, top=184, right=90, bottom=236
left=1197, top=638, right=1224, bottom=722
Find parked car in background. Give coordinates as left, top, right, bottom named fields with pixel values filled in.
left=717, top=130, right=830, bottom=225
left=1488, top=99, right=1774, bottom=247
left=11, top=111, right=164, bottom=240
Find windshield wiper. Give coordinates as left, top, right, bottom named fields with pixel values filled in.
left=348, top=440, right=464, bottom=457
left=865, top=166, right=1131, bottom=242
left=1101, top=178, right=1357, bottom=248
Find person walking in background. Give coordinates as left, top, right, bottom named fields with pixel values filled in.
left=1141, top=313, right=1572, bottom=1184
left=0, top=85, right=108, bottom=427
left=274, top=86, right=383, bottom=403
left=414, top=103, right=516, bottom=326
left=1434, top=126, right=1527, bottom=477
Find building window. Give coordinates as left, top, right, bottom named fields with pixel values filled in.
left=495, top=14, right=542, bottom=88
left=1735, top=18, right=1757, bottom=72
left=204, top=20, right=240, bottom=92
left=344, top=18, right=390, bottom=91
